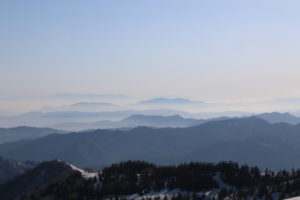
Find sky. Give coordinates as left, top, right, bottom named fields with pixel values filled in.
left=1, top=0, right=300, bottom=112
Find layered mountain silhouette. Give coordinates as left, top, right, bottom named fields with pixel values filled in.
left=6, top=110, right=297, bottom=129
left=39, top=101, right=120, bottom=113
left=0, top=126, right=65, bottom=144
left=50, top=114, right=216, bottom=131
left=0, top=109, right=203, bottom=127
left=1, top=117, right=300, bottom=170
left=256, top=112, right=300, bottom=124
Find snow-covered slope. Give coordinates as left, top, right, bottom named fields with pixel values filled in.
left=66, top=162, right=98, bottom=179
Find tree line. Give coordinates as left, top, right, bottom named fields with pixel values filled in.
left=19, top=160, right=300, bottom=200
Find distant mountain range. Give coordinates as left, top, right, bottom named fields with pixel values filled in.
left=0, top=126, right=65, bottom=144
left=256, top=112, right=300, bottom=124
left=1, top=111, right=300, bottom=199
left=4, top=96, right=300, bottom=119
left=0, top=109, right=251, bottom=128
left=2, top=117, right=300, bottom=170
left=137, top=97, right=204, bottom=105
left=1, top=111, right=299, bottom=135
left=38, top=101, right=121, bottom=113
left=50, top=114, right=224, bottom=131
left=45, top=112, right=300, bottom=131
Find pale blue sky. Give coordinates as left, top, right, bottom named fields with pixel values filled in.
left=1, top=0, right=300, bottom=103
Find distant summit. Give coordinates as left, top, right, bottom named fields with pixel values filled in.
left=137, top=97, right=203, bottom=105
left=256, top=112, right=300, bottom=125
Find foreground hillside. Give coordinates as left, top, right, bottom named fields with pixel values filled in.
left=0, top=156, right=35, bottom=183
left=0, top=160, right=74, bottom=200
left=5, top=160, right=300, bottom=200
left=1, top=117, right=300, bottom=170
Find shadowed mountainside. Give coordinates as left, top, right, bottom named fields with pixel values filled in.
left=0, top=160, right=74, bottom=200
left=0, top=156, right=35, bottom=184
left=1, top=117, right=300, bottom=170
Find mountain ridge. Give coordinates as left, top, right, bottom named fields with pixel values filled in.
left=50, top=114, right=206, bottom=131
left=137, top=97, right=204, bottom=105
left=0, top=126, right=65, bottom=144
left=1, top=117, right=300, bottom=170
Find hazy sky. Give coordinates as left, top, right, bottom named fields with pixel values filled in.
left=1, top=0, right=300, bottom=103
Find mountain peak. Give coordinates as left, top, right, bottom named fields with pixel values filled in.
left=256, top=112, right=300, bottom=125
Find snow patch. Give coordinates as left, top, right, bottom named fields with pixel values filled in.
left=66, top=162, right=98, bottom=179
left=213, top=172, right=236, bottom=191
left=285, top=197, right=300, bottom=200
left=116, top=189, right=218, bottom=200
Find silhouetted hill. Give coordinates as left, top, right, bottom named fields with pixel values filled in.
left=0, top=156, right=35, bottom=184
left=0, top=160, right=73, bottom=200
